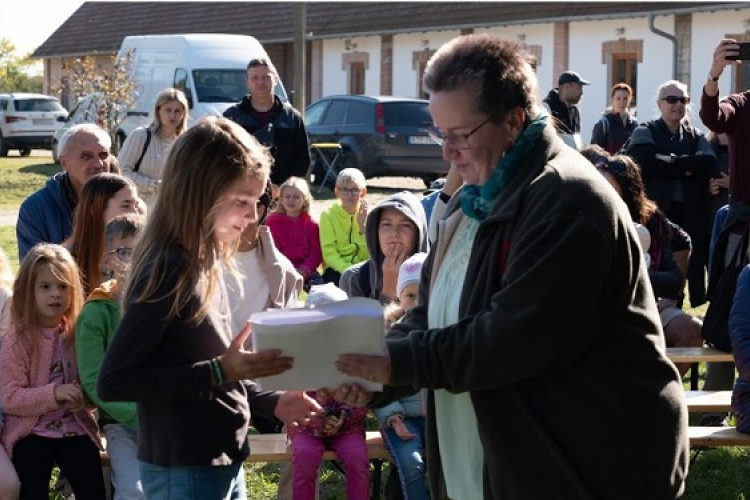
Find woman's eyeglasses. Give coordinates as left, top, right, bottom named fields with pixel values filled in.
left=108, top=247, right=134, bottom=262
left=661, top=95, right=690, bottom=105
left=426, top=116, right=493, bottom=149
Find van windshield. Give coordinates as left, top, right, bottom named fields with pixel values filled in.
left=193, top=70, right=288, bottom=103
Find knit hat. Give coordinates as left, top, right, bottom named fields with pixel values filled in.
left=305, top=283, right=348, bottom=308
left=397, top=253, right=428, bottom=298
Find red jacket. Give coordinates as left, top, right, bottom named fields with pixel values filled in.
left=266, top=212, right=322, bottom=279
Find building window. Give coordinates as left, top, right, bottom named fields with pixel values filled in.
left=342, top=52, right=369, bottom=95
left=412, top=49, right=436, bottom=99
left=350, top=62, right=365, bottom=95
left=602, top=39, right=643, bottom=110
left=611, top=53, right=638, bottom=107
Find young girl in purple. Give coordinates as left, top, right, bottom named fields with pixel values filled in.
left=1, top=243, right=105, bottom=499
left=266, top=177, right=324, bottom=290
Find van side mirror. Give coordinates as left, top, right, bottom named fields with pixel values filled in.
left=185, top=93, right=194, bottom=109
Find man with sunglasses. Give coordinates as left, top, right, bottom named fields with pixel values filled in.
left=543, top=70, right=590, bottom=150
left=625, top=80, right=716, bottom=310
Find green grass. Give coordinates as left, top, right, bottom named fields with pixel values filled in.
left=0, top=226, right=17, bottom=274
left=1, top=155, right=749, bottom=498
left=0, top=156, right=59, bottom=210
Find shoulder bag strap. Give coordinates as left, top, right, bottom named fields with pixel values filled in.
left=133, top=129, right=152, bottom=173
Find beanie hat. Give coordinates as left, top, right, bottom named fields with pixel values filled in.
left=305, top=283, right=349, bottom=308
left=397, top=252, right=428, bottom=298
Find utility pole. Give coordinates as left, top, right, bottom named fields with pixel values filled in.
left=293, top=3, right=306, bottom=116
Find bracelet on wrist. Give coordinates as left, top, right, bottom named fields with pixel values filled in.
left=438, top=191, right=451, bottom=203
left=210, top=358, right=225, bottom=385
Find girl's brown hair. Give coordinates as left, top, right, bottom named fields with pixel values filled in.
left=69, top=173, right=137, bottom=295
left=11, top=244, right=84, bottom=348
left=124, top=117, right=272, bottom=324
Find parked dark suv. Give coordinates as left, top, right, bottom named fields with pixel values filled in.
left=305, top=95, right=448, bottom=187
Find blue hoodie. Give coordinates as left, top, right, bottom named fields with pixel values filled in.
left=17, top=172, right=75, bottom=261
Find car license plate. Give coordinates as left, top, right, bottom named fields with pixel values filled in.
left=33, top=119, right=53, bottom=126
left=407, top=135, right=435, bottom=145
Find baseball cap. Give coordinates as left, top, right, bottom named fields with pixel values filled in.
left=558, top=71, right=590, bottom=86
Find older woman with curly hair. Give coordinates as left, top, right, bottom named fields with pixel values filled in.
left=327, top=34, right=688, bottom=500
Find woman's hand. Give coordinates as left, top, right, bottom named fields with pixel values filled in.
left=337, top=352, right=392, bottom=385
left=317, top=385, right=374, bottom=408
left=219, top=322, right=294, bottom=383
left=274, top=391, right=322, bottom=429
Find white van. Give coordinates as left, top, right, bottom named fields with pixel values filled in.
left=117, top=33, right=289, bottom=143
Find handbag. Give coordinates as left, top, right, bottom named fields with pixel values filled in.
left=133, top=128, right=152, bottom=173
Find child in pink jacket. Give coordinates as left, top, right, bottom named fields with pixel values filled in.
left=0, top=244, right=105, bottom=499
left=266, top=176, right=324, bottom=290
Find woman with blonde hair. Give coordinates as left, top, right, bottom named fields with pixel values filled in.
left=118, top=87, right=189, bottom=209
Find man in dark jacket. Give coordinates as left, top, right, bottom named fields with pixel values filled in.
left=543, top=70, right=590, bottom=150
left=224, top=58, right=310, bottom=193
left=16, top=123, right=114, bottom=260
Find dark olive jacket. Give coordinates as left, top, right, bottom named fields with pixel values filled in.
left=375, top=124, right=689, bottom=500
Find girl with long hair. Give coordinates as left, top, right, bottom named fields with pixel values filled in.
left=98, top=117, right=320, bottom=500
left=1, top=243, right=105, bottom=499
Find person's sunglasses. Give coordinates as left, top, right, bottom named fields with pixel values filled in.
left=337, top=187, right=361, bottom=196
left=661, top=95, right=690, bottom=105
left=597, top=160, right=628, bottom=175
left=107, top=247, right=134, bottom=262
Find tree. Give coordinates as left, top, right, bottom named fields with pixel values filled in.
left=0, top=38, right=43, bottom=93
left=53, top=51, right=137, bottom=154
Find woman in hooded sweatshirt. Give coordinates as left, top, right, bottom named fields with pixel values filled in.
left=340, top=191, right=430, bottom=305
left=340, top=190, right=430, bottom=500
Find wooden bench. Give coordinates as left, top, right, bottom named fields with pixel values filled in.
left=689, top=426, right=750, bottom=446
left=684, top=390, right=732, bottom=413
left=665, top=346, right=734, bottom=391
left=101, top=431, right=391, bottom=499
left=665, top=347, right=734, bottom=363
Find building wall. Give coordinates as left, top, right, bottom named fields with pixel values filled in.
left=321, top=36, right=380, bottom=97
left=391, top=31, right=460, bottom=98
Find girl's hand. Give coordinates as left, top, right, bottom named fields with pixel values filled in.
left=357, top=200, right=369, bottom=232
left=381, top=243, right=408, bottom=299
left=54, top=383, right=84, bottom=409
left=324, top=411, right=346, bottom=436
left=389, top=415, right=415, bottom=440
left=275, top=391, right=323, bottom=429
left=219, top=322, right=294, bottom=383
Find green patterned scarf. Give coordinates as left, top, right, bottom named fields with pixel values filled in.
left=461, top=112, right=549, bottom=220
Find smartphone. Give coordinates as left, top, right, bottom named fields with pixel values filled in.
left=726, top=42, right=750, bottom=61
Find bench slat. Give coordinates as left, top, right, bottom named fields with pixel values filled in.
left=246, top=431, right=390, bottom=463
left=666, top=347, right=733, bottom=363
left=684, top=390, right=732, bottom=413
left=689, top=426, right=750, bottom=446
